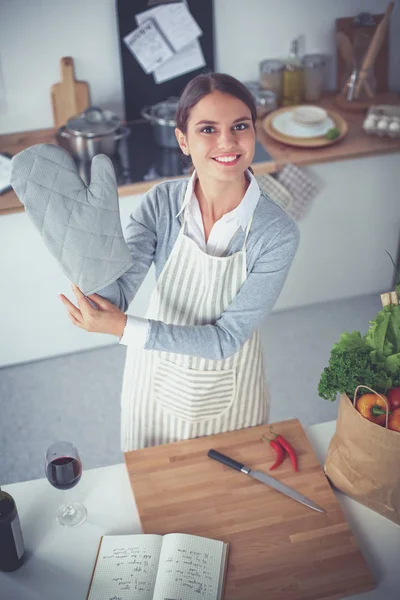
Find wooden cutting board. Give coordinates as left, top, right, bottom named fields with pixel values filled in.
left=50, top=56, right=89, bottom=127
left=124, top=419, right=375, bottom=600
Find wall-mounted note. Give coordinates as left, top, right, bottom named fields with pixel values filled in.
left=135, top=2, right=205, bottom=83
left=123, top=19, right=174, bottom=74
left=86, top=533, right=229, bottom=600
left=135, top=3, right=202, bottom=53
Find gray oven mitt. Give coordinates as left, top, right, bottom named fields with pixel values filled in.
left=10, top=143, right=133, bottom=295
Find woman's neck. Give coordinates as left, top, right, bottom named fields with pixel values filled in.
left=194, top=173, right=249, bottom=223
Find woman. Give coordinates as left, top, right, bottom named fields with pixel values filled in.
left=60, top=73, right=300, bottom=451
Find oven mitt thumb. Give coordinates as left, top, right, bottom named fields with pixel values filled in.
left=10, top=143, right=134, bottom=295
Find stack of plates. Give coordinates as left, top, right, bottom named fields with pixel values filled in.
left=262, top=105, right=348, bottom=148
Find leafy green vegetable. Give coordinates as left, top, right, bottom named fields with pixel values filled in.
left=318, top=304, right=400, bottom=402
left=325, top=127, right=340, bottom=140
left=365, top=306, right=393, bottom=355
left=318, top=332, right=390, bottom=402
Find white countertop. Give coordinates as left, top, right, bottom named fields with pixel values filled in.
left=1, top=420, right=399, bottom=600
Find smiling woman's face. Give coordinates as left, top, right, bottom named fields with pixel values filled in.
left=175, top=90, right=255, bottom=183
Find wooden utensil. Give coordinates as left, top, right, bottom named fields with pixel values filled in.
left=354, top=2, right=394, bottom=98
left=337, top=31, right=374, bottom=99
left=124, top=419, right=375, bottom=600
left=50, top=57, right=90, bottom=128
left=335, top=12, right=389, bottom=95
left=262, top=107, right=348, bottom=149
left=336, top=31, right=356, bottom=68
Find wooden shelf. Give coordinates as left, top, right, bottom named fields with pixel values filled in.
left=1, top=92, right=400, bottom=216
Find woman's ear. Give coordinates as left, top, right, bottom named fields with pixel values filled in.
left=175, top=128, right=190, bottom=155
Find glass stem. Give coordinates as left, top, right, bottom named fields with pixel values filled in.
left=61, top=490, right=76, bottom=517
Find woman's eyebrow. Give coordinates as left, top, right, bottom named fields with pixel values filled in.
left=195, top=116, right=252, bottom=126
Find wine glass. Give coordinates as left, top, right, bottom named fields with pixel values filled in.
left=45, top=441, right=87, bottom=527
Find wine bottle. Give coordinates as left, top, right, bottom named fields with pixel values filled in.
left=0, top=487, right=25, bottom=571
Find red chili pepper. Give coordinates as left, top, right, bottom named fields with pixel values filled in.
left=269, top=427, right=298, bottom=472
left=261, top=434, right=286, bottom=470
left=269, top=438, right=286, bottom=470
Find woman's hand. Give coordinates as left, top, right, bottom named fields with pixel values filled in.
left=59, top=283, right=127, bottom=338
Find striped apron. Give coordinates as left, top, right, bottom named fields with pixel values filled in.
left=120, top=208, right=269, bottom=451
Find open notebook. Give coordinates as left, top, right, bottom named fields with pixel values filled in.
left=86, top=533, right=229, bottom=600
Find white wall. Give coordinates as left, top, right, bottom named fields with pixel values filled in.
left=0, top=0, right=399, bottom=367
left=1, top=0, right=399, bottom=134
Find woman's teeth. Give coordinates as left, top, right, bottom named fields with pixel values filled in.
left=214, top=155, right=239, bottom=163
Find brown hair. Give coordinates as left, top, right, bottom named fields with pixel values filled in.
left=175, top=72, right=257, bottom=134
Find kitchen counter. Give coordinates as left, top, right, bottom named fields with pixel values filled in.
left=1, top=92, right=400, bottom=216
left=1, top=420, right=398, bottom=600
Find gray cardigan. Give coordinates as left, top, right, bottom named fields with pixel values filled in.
left=98, top=179, right=300, bottom=360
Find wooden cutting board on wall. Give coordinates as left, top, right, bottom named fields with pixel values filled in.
left=50, top=57, right=90, bottom=127
left=124, top=419, right=375, bottom=600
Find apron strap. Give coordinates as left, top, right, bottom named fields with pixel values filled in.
left=243, top=216, right=253, bottom=250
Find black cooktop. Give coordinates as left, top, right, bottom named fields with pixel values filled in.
left=74, top=121, right=273, bottom=188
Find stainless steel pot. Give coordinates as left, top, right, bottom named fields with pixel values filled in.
left=141, top=97, right=179, bottom=148
left=56, top=106, right=130, bottom=161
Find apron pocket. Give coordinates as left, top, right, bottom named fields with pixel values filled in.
left=154, top=358, right=236, bottom=422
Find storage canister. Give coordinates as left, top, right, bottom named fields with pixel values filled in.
left=259, top=59, right=283, bottom=103
left=302, top=54, right=327, bottom=102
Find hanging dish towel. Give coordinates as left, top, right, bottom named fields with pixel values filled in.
left=255, top=173, right=293, bottom=213
left=276, top=163, right=321, bottom=221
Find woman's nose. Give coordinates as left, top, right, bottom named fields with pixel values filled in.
left=217, top=129, right=236, bottom=149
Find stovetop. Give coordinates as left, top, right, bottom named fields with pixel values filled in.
left=74, top=121, right=274, bottom=188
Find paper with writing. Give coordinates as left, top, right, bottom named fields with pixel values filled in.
left=135, top=3, right=202, bottom=53
left=153, top=534, right=226, bottom=600
left=123, top=19, right=174, bottom=74
left=86, top=534, right=162, bottom=600
left=153, top=40, right=206, bottom=85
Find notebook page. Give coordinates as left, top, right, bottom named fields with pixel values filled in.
left=153, top=534, right=226, bottom=600
left=87, top=534, right=163, bottom=600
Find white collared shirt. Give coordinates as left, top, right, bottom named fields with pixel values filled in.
left=120, top=169, right=261, bottom=346
left=177, top=169, right=261, bottom=257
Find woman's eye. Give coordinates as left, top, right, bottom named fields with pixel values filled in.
left=233, top=123, right=248, bottom=131
left=201, top=126, right=215, bottom=134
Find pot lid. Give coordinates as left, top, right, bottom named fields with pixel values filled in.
left=66, top=107, right=122, bottom=137
left=142, top=97, right=179, bottom=126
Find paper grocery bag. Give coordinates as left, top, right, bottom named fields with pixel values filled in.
left=324, top=392, right=400, bottom=525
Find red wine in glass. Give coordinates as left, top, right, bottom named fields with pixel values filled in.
left=46, top=456, right=82, bottom=490
left=45, top=442, right=86, bottom=527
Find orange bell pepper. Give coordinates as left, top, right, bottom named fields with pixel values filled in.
left=388, top=408, right=400, bottom=432
left=355, top=393, right=389, bottom=425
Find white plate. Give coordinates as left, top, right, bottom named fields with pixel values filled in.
left=272, top=111, right=335, bottom=139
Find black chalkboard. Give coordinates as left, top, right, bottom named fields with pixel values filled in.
left=116, top=0, right=215, bottom=121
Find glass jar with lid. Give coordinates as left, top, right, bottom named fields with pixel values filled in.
left=259, top=60, right=284, bottom=104
left=251, top=89, right=278, bottom=119
left=302, top=54, right=327, bottom=102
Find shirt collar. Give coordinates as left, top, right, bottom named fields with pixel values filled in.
left=176, top=169, right=261, bottom=230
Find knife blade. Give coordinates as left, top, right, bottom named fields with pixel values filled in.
left=208, top=449, right=325, bottom=513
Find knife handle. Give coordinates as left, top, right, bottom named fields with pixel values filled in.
left=207, top=449, right=246, bottom=472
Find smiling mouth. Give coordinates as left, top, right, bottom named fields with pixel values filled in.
left=212, top=154, right=241, bottom=165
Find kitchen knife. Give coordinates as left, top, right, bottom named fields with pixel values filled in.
left=208, top=449, right=325, bottom=513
